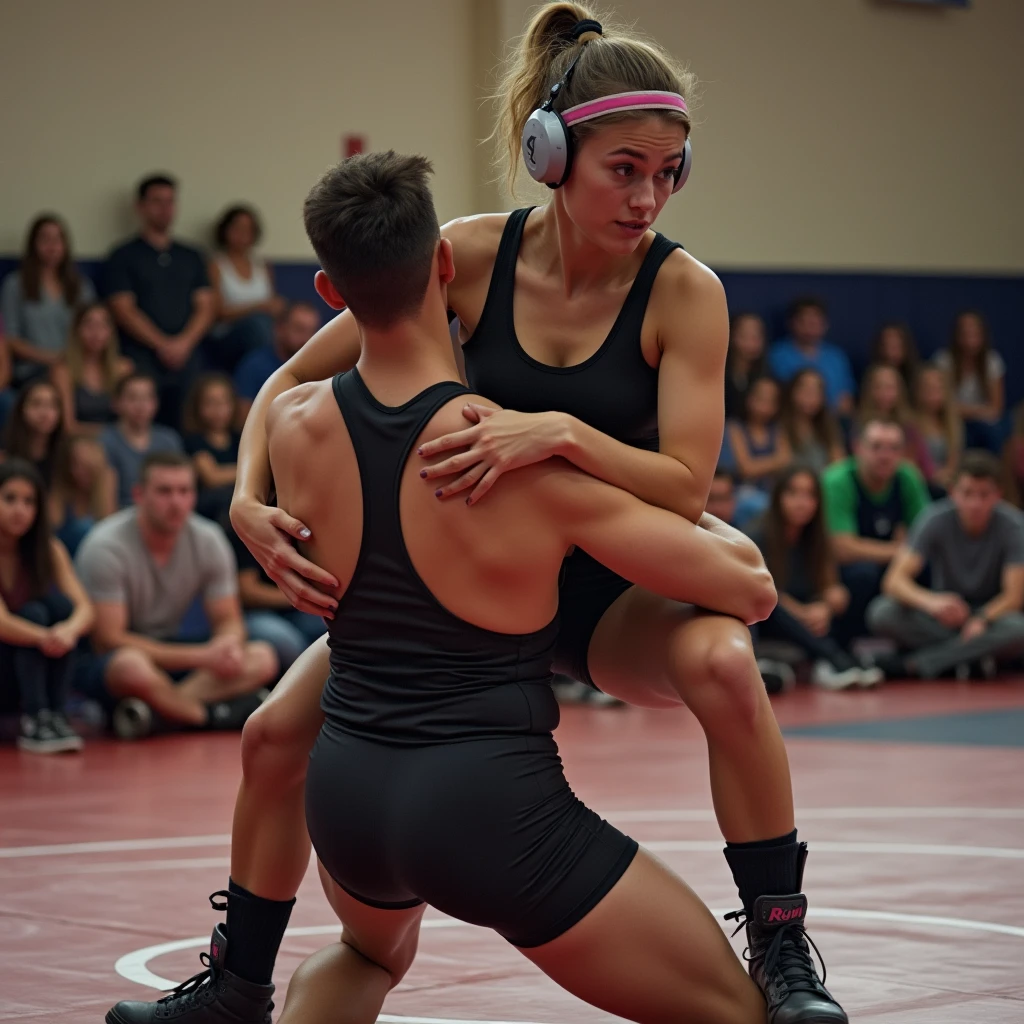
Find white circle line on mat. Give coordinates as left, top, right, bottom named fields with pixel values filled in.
left=116, top=907, right=1024, bottom=1003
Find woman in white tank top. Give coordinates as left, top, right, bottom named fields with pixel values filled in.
left=207, top=205, right=283, bottom=371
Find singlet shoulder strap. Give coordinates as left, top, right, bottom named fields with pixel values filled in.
left=471, top=207, right=534, bottom=337
left=613, top=232, right=684, bottom=329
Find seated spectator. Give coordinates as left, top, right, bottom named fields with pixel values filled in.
left=768, top=297, right=855, bottom=415
left=870, top=322, right=920, bottom=395
left=49, top=435, right=116, bottom=556
left=1002, top=403, right=1024, bottom=508
left=2, top=378, right=67, bottom=486
left=104, top=174, right=215, bottom=428
left=207, top=205, right=284, bottom=372
left=234, top=301, right=321, bottom=424
left=725, top=312, right=767, bottom=420
left=99, top=373, right=184, bottom=507
left=182, top=373, right=240, bottom=523
left=0, top=337, right=15, bottom=434
left=51, top=303, right=133, bottom=437
left=934, top=311, right=1007, bottom=453
left=858, top=363, right=933, bottom=480
left=868, top=451, right=1024, bottom=680
left=748, top=466, right=882, bottom=691
left=1, top=215, right=96, bottom=385
left=0, top=459, right=94, bottom=753
left=821, top=416, right=931, bottom=644
left=73, top=452, right=278, bottom=737
left=780, top=368, right=845, bottom=474
left=705, top=468, right=737, bottom=526
left=913, top=364, right=963, bottom=495
left=227, top=524, right=326, bottom=671
left=726, top=375, right=791, bottom=526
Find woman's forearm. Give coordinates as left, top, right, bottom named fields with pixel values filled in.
left=559, top=416, right=707, bottom=523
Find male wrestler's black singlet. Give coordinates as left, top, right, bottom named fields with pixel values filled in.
left=463, top=208, right=682, bottom=685
left=305, top=368, right=637, bottom=947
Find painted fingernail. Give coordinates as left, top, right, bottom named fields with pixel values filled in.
left=420, top=469, right=427, bottom=478
left=417, top=447, right=423, bottom=455
left=299, top=528, right=311, bottom=539
left=435, top=489, right=443, bottom=498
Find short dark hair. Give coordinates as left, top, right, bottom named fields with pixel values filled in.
left=787, top=296, right=828, bottom=321
left=137, top=174, right=177, bottom=201
left=955, top=449, right=1002, bottom=485
left=303, top=151, right=440, bottom=329
left=140, top=450, right=194, bottom=484
left=214, top=204, right=262, bottom=249
left=114, top=371, right=157, bottom=400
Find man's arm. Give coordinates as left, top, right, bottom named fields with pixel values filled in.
left=880, top=547, right=932, bottom=611
left=91, top=600, right=211, bottom=671
left=975, top=564, right=1024, bottom=624
left=108, top=292, right=168, bottom=352
left=204, top=593, right=247, bottom=641
left=544, top=465, right=776, bottom=625
left=174, top=287, right=216, bottom=351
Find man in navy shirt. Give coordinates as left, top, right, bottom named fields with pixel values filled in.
left=234, top=302, right=320, bottom=423
left=105, top=174, right=215, bottom=427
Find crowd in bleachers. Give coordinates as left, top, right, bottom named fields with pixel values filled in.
left=1, top=174, right=1022, bottom=752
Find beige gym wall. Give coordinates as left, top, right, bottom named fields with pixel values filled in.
left=2, top=0, right=1021, bottom=272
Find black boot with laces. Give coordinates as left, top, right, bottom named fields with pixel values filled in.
left=106, top=914, right=274, bottom=1024
left=726, top=893, right=848, bottom=1023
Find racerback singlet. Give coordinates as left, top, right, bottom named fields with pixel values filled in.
left=463, top=208, right=683, bottom=453
left=321, top=368, right=560, bottom=746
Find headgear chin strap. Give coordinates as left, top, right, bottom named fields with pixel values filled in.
left=521, top=27, right=692, bottom=192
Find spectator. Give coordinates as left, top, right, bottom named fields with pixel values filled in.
left=768, top=297, right=855, bottom=415
left=51, top=303, right=133, bottom=437
left=2, top=378, right=67, bottom=486
left=705, top=468, right=737, bottom=526
left=49, top=435, right=116, bottom=556
left=726, top=376, right=791, bottom=526
left=821, top=416, right=931, bottom=644
left=104, top=174, right=215, bottom=427
left=99, top=373, right=184, bottom=508
left=228, top=524, right=326, bottom=671
left=913, top=364, right=964, bottom=495
left=1, top=215, right=96, bottom=385
left=780, top=368, right=845, bottom=474
left=0, top=338, right=15, bottom=435
left=867, top=451, right=1024, bottom=680
left=0, top=459, right=94, bottom=753
left=73, top=452, right=278, bottom=737
left=182, top=373, right=239, bottom=523
left=870, top=322, right=920, bottom=395
left=858, top=363, right=934, bottom=480
left=934, top=311, right=1007, bottom=453
left=207, top=205, right=284, bottom=372
left=748, top=466, right=882, bottom=691
left=1002, top=403, right=1024, bottom=508
left=725, top=313, right=767, bottom=420
left=234, top=302, right=321, bottom=424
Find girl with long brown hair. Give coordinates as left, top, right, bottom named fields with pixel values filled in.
left=48, top=435, right=116, bottom=556
left=2, top=378, right=68, bottom=487
left=869, top=321, right=919, bottom=394
left=912, top=364, right=963, bottom=494
left=780, top=368, right=845, bottom=473
left=0, top=215, right=95, bottom=382
left=725, top=312, right=768, bottom=419
left=115, top=5, right=847, bottom=1023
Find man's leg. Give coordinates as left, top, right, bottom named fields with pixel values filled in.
left=760, top=603, right=858, bottom=670
left=244, top=610, right=309, bottom=671
left=866, top=595, right=955, bottom=651
left=103, top=648, right=208, bottom=726
left=835, top=561, right=886, bottom=646
left=175, top=641, right=279, bottom=705
left=908, top=611, right=1024, bottom=680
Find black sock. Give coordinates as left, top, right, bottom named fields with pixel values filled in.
left=723, top=830, right=803, bottom=915
left=224, top=878, right=295, bottom=986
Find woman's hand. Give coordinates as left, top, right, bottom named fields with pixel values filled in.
left=418, top=405, right=571, bottom=505
left=229, top=497, right=339, bottom=617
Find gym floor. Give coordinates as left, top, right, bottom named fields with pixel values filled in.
left=2, top=680, right=1023, bottom=1023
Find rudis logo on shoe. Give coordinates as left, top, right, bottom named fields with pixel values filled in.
left=755, top=894, right=808, bottom=927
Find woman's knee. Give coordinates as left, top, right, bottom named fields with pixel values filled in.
left=17, top=600, right=52, bottom=627
left=240, top=695, right=313, bottom=789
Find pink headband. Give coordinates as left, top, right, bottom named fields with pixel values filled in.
left=562, top=91, right=688, bottom=127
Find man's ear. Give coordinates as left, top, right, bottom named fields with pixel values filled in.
left=314, top=270, right=347, bottom=310
left=437, top=238, right=455, bottom=286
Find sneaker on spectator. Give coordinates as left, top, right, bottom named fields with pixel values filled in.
left=811, top=661, right=862, bottom=691
left=205, top=690, right=269, bottom=731
left=48, top=710, right=85, bottom=751
left=856, top=663, right=885, bottom=689
left=18, top=711, right=80, bottom=754
left=757, top=658, right=795, bottom=695
left=112, top=698, right=154, bottom=741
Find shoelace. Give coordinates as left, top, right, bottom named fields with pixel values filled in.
left=725, top=909, right=828, bottom=999
left=155, top=892, right=232, bottom=1012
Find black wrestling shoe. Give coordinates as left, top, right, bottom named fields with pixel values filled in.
left=726, top=894, right=848, bottom=1024
left=106, top=922, right=274, bottom=1024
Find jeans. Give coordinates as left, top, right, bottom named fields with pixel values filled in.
left=754, top=601, right=857, bottom=671
left=834, top=561, right=887, bottom=646
left=245, top=609, right=327, bottom=670
left=206, top=313, right=274, bottom=374
left=0, top=593, right=75, bottom=715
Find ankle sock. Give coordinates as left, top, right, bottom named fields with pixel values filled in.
left=223, top=878, right=295, bottom=985
left=723, top=829, right=802, bottom=915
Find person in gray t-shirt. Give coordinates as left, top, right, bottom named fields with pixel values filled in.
left=99, top=372, right=185, bottom=507
left=867, top=450, right=1024, bottom=679
left=74, top=451, right=277, bottom=730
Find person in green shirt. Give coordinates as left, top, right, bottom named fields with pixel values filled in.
left=820, top=416, right=932, bottom=644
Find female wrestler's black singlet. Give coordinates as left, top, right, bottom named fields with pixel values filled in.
left=463, top=208, right=682, bottom=686
left=306, top=368, right=637, bottom=948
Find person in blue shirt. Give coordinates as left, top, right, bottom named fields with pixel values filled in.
left=768, top=297, right=855, bottom=416
left=233, top=302, right=320, bottom=425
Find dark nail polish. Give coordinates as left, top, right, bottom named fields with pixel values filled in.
left=419, top=469, right=427, bottom=478
left=417, top=447, right=423, bottom=455
left=435, top=489, right=443, bottom=498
